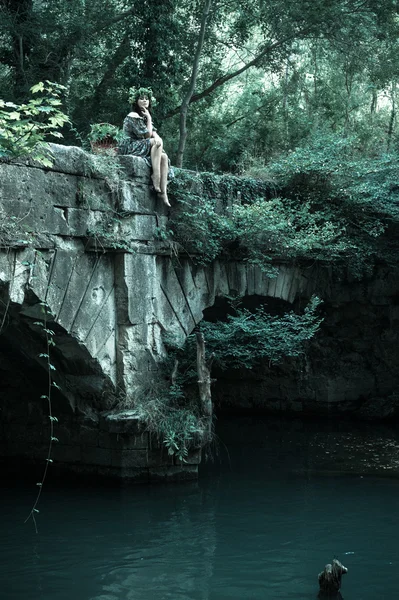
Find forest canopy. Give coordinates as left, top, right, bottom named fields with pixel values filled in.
left=0, top=0, right=399, bottom=171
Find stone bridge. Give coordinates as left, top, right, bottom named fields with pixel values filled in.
left=3, top=144, right=398, bottom=481
left=0, top=145, right=321, bottom=405
left=0, top=144, right=323, bottom=480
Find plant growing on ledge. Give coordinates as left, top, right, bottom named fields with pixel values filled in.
left=88, top=123, right=122, bottom=154
left=0, top=81, right=69, bottom=166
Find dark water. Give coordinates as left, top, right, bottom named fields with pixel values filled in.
left=1, top=418, right=399, bottom=600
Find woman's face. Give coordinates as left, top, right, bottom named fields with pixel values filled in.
left=137, top=96, right=149, bottom=110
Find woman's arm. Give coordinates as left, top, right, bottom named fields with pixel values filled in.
left=140, top=107, right=153, bottom=137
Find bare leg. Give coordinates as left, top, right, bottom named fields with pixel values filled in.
left=158, top=153, right=170, bottom=207
left=160, top=153, right=169, bottom=194
left=150, top=142, right=162, bottom=192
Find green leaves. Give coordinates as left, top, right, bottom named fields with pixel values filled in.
left=169, top=136, right=399, bottom=279
left=0, top=81, right=69, bottom=166
left=199, top=296, right=323, bottom=370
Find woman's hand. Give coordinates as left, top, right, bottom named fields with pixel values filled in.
left=152, top=133, right=162, bottom=148
left=140, top=107, right=151, bottom=121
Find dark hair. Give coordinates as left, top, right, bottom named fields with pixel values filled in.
left=132, top=94, right=152, bottom=115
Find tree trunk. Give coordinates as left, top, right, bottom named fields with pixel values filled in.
left=165, top=25, right=313, bottom=120
left=1, top=0, right=34, bottom=97
left=195, top=332, right=213, bottom=439
left=89, top=34, right=130, bottom=116
left=387, top=81, right=396, bottom=152
left=175, top=0, right=212, bottom=167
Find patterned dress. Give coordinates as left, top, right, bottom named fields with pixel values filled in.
left=118, top=113, right=156, bottom=165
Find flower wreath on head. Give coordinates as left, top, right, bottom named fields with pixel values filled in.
left=128, top=86, right=157, bottom=107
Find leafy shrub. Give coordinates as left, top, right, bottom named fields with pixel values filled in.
left=118, top=384, right=207, bottom=460
left=165, top=296, right=323, bottom=379
left=0, top=81, right=69, bottom=166
left=200, top=295, right=323, bottom=369
left=87, top=122, right=123, bottom=143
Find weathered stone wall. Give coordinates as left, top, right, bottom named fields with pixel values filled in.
left=2, top=143, right=399, bottom=482
left=1, top=145, right=318, bottom=479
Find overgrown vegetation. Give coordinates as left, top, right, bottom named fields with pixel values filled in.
left=167, top=135, right=399, bottom=278
left=159, top=295, right=322, bottom=403
left=113, top=294, right=322, bottom=458
left=200, top=296, right=323, bottom=370
left=117, top=384, right=207, bottom=461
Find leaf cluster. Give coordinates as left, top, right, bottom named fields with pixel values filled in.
left=200, top=295, right=323, bottom=370
left=164, top=296, right=323, bottom=383
left=87, top=122, right=123, bottom=143
left=0, top=81, right=69, bottom=166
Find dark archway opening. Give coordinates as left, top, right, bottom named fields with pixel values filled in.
left=201, top=294, right=312, bottom=416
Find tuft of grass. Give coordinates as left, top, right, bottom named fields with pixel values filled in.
left=117, top=386, right=208, bottom=461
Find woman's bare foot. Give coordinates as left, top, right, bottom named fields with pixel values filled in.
left=151, top=174, right=161, bottom=193
left=158, top=192, right=171, bottom=208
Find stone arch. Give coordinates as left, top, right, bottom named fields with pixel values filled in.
left=153, top=255, right=324, bottom=345
left=0, top=246, right=117, bottom=412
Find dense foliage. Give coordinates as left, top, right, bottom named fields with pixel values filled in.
left=1, top=0, right=399, bottom=169
left=162, top=295, right=323, bottom=390
left=167, top=135, right=399, bottom=278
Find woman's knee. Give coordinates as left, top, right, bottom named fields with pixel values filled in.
left=161, top=152, right=168, bottom=163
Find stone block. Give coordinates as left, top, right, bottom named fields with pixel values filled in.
left=56, top=421, right=80, bottom=446
left=9, top=249, right=33, bottom=304
left=55, top=250, right=97, bottom=331
left=111, top=448, right=148, bottom=468
left=70, top=254, right=115, bottom=340
left=101, top=411, right=144, bottom=434
left=118, top=180, right=156, bottom=213
left=47, top=143, right=89, bottom=175
left=117, top=155, right=151, bottom=182
left=44, top=243, right=86, bottom=318
left=124, top=253, right=157, bottom=323
left=96, top=335, right=117, bottom=385
left=118, top=214, right=164, bottom=241
left=174, top=449, right=202, bottom=465
left=79, top=425, right=99, bottom=447
left=0, top=253, right=13, bottom=285
left=51, top=444, right=81, bottom=463
left=75, top=177, right=114, bottom=211
left=174, top=260, right=208, bottom=326
left=84, top=293, right=116, bottom=360
left=226, top=262, right=247, bottom=297
left=147, top=448, right=174, bottom=467
left=157, top=258, right=196, bottom=334
left=99, top=431, right=149, bottom=449
left=81, top=446, right=112, bottom=466
left=65, top=207, right=108, bottom=237
left=254, top=265, right=267, bottom=296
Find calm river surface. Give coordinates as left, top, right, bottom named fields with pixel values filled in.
left=1, top=417, right=399, bottom=600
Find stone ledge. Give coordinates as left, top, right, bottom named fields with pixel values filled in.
left=99, top=410, right=145, bottom=434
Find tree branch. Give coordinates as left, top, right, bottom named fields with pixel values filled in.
left=165, top=27, right=313, bottom=119
left=176, top=0, right=213, bottom=167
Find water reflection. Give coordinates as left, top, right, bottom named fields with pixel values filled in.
left=1, top=417, right=399, bottom=600
left=89, top=486, right=217, bottom=600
